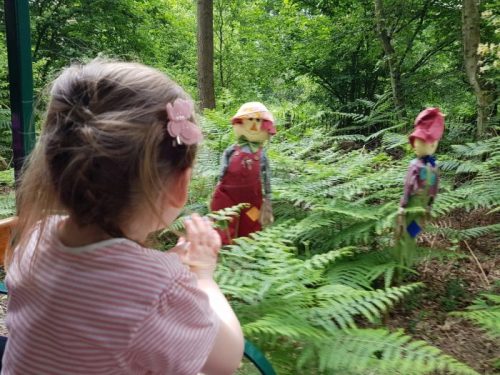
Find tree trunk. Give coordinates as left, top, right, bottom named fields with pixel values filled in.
left=374, top=0, right=405, bottom=117
left=214, top=0, right=224, bottom=88
left=462, top=0, right=491, bottom=138
left=197, top=0, right=215, bottom=109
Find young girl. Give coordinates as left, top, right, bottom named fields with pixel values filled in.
left=3, top=59, right=243, bottom=374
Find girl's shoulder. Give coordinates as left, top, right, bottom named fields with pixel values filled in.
left=53, top=233, right=188, bottom=287
left=10, top=216, right=188, bottom=295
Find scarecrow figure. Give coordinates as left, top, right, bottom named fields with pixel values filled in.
left=395, top=107, right=445, bottom=268
left=210, top=102, right=275, bottom=244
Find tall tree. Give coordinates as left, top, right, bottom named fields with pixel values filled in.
left=462, top=0, right=493, bottom=137
left=374, top=0, right=405, bottom=116
left=197, top=0, right=215, bottom=109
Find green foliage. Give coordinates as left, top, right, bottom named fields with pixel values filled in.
left=216, top=224, right=478, bottom=374
left=0, top=168, right=14, bottom=187
left=434, top=136, right=500, bottom=215
left=201, top=111, right=496, bottom=372
left=440, top=278, right=469, bottom=312
left=268, top=129, right=500, bottom=259
left=0, top=109, right=12, bottom=164
left=434, top=223, right=500, bottom=242
left=0, top=1, right=496, bottom=372
left=312, top=329, right=480, bottom=375
left=0, top=191, right=15, bottom=219
left=162, top=203, right=249, bottom=239
left=327, top=251, right=406, bottom=290
left=451, top=293, right=500, bottom=338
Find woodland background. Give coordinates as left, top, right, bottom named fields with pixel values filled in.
left=0, top=0, right=499, bottom=374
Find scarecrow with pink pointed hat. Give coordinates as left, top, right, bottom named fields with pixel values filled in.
left=395, top=107, right=445, bottom=269
left=210, top=102, right=276, bottom=244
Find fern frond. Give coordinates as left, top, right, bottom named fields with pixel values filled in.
left=161, top=203, right=250, bottom=236
left=310, top=329, right=480, bottom=374
left=0, top=192, right=16, bottom=219
left=311, top=283, right=423, bottom=329
left=244, top=312, right=328, bottom=341
left=327, top=251, right=406, bottom=290
left=382, top=131, right=408, bottom=149
left=451, top=293, right=500, bottom=338
left=451, top=137, right=500, bottom=158
left=303, top=246, right=354, bottom=270
left=432, top=223, right=500, bottom=241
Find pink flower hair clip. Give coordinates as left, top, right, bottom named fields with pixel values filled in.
left=166, top=99, right=203, bottom=146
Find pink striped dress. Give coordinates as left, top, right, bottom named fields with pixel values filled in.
left=2, top=217, right=219, bottom=374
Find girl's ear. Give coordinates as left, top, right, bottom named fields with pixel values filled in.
left=164, top=168, right=191, bottom=208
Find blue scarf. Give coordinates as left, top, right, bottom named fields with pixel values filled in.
left=421, top=155, right=436, bottom=167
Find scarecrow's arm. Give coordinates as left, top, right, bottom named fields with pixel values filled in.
left=400, top=160, right=419, bottom=208
left=261, top=151, right=272, bottom=199
left=218, top=145, right=236, bottom=181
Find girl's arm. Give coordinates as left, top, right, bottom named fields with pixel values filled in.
left=183, top=214, right=244, bottom=375
left=197, top=277, right=244, bottom=375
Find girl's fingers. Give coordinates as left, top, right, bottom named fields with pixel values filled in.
left=170, top=238, right=190, bottom=262
left=192, top=214, right=210, bottom=234
left=183, top=213, right=220, bottom=260
left=184, top=216, right=199, bottom=239
left=185, top=214, right=215, bottom=238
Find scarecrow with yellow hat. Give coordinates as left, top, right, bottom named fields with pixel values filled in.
left=210, top=102, right=275, bottom=244
left=395, top=107, right=445, bottom=269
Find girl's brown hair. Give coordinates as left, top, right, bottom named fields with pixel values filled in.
left=7, top=58, right=197, bottom=265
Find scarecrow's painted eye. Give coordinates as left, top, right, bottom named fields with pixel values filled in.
left=248, top=117, right=254, bottom=121
left=255, top=118, right=262, bottom=123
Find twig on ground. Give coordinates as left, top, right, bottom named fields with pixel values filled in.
left=463, top=240, right=490, bottom=288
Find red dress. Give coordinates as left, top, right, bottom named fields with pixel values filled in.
left=211, top=145, right=263, bottom=244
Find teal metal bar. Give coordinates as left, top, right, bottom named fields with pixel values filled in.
left=244, top=340, right=276, bottom=375
left=4, top=0, right=36, bottom=179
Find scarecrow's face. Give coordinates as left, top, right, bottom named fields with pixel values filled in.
left=233, top=114, right=270, bottom=143
left=413, top=138, right=438, bottom=157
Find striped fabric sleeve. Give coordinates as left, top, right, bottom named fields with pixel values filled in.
left=126, top=266, right=220, bottom=375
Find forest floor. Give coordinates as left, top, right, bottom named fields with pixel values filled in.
left=387, top=209, right=500, bottom=374
left=0, top=209, right=497, bottom=374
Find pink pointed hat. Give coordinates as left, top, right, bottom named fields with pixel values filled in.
left=409, top=107, right=445, bottom=146
left=231, top=102, right=276, bottom=135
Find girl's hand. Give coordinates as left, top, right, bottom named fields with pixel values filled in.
left=177, top=214, right=221, bottom=279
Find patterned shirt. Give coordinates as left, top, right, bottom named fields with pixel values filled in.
left=2, top=216, right=219, bottom=375
left=400, top=157, right=439, bottom=208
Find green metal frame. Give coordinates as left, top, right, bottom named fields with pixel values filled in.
left=244, top=340, right=276, bottom=375
left=1, top=0, right=32, bottom=294
left=4, top=0, right=36, bottom=178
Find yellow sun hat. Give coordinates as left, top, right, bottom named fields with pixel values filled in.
left=231, top=102, right=276, bottom=134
